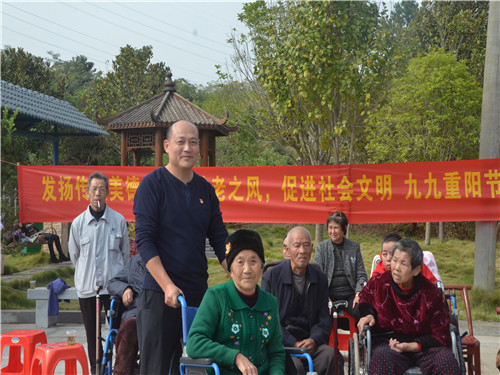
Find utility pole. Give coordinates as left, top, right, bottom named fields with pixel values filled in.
left=474, top=1, right=500, bottom=292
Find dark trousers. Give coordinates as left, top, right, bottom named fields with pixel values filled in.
left=79, top=295, right=111, bottom=375
left=291, top=344, right=344, bottom=375
left=137, top=290, right=203, bottom=375
left=41, top=233, right=65, bottom=259
left=369, top=344, right=461, bottom=375
left=114, top=317, right=139, bottom=375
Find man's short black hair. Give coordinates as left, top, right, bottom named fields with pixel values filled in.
left=382, top=233, right=401, bottom=245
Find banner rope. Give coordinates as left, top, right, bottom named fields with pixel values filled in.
left=0, top=159, right=19, bottom=166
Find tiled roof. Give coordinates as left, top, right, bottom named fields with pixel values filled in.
left=1, top=80, right=108, bottom=136
left=97, top=73, right=233, bottom=137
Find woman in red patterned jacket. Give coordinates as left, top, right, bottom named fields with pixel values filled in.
left=357, top=238, right=460, bottom=375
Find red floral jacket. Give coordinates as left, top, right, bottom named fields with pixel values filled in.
left=359, top=271, right=450, bottom=351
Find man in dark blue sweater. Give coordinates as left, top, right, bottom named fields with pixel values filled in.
left=133, top=120, right=229, bottom=375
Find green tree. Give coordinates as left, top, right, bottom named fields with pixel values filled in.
left=231, top=1, right=396, bottom=166
left=63, top=45, right=170, bottom=166
left=365, top=49, right=482, bottom=163
left=405, top=1, right=488, bottom=85
left=1, top=47, right=57, bottom=96
left=391, top=1, right=419, bottom=28
left=81, top=45, right=169, bottom=119
left=49, top=52, right=96, bottom=103
left=1, top=106, right=29, bottom=227
left=175, top=78, right=204, bottom=103
left=198, top=81, right=293, bottom=167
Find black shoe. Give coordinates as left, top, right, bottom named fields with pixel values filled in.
left=59, top=255, right=70, bottom=262
left=50, top=257, right=60, bottom=264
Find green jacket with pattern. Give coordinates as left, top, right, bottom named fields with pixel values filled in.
left=186, top=281, right=285, bottom=375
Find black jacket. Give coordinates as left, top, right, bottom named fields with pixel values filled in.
left=107, top=254, right=145, bottom=322
left=261, top=259, right=331, bottom=347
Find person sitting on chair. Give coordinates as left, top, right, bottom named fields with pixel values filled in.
left=371, top=233, right=437, bottom=284
left=187, top=229, right=285, bottom=374
left=358, top=238, right=461, bottom=375
left=262, top=226, right=343, bottom=375
left=107, top=247, right=144, bottom=375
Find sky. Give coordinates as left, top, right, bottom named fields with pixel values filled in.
left=1, top=1, right=248, bottom=86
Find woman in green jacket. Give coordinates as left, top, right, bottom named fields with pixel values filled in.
left=187, top=229, right=285, bottom=375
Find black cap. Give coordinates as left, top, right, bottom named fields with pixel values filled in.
left=225, top=229, right=265, bottom=270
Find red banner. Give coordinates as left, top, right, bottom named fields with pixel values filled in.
left=18, top=159, right=500, bottom=224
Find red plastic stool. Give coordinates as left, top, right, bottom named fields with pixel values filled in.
left=30, top=342, right=89, bottom=375
left=1, top=329, right=47, bottom=375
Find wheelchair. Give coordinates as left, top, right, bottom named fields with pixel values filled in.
left=177, top=295, right=314, bottom=375
left=347, top=288, right=466, bottom=375
left=99, top=298, right=121, bottom=375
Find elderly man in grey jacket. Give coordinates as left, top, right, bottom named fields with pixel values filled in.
left=313, top=211, right=367, bottom=325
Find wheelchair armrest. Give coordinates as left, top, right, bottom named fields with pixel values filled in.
left=179, top=357, right=215, bottom=366
left=284, top=347, right=309, bottom=355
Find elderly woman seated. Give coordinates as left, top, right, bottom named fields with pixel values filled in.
left=186, top=229, right=285, bottom=375
left=357, top=238, right=460, bottom=375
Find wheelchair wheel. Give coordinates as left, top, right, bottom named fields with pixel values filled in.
left=348, top=333, right=360, bottom=375
left=348, top=337, right=354, bottom=375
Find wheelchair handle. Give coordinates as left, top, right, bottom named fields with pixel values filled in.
left=330, top=300, right=348, bottom=310
left=178, top=294, right=187, bottom=308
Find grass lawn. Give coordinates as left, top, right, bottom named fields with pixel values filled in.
left=2, top=223, right=499, bottom=322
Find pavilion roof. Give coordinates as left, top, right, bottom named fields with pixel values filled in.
left=97, top=73, right=233, bottom=137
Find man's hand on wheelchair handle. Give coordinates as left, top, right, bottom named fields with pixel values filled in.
left=357, top=315, right=375, bottom=334
left=163, top=282, right=183, bottom=308
left=235, top=353, right=258, bottom=375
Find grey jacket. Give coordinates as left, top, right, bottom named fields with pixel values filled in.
left=313, top=238, right=367, bottom=294
left=107, top=254, right=145, bottom=322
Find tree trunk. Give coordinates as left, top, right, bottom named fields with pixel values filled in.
left=315, top=224, right=323, bottom=248
left=438, top=222, right=445, bottom=242
left=425, top=222, right=431, bottom=246
left=474, top=1, right=499, bottom=292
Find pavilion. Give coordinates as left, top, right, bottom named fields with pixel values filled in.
left=97, top=72, right=235, bottom=167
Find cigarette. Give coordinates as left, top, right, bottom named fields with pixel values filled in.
left=97, top=200, right=100, bottom=208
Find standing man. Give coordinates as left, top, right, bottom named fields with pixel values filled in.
left=262, top=226, right=343, bottom=375
left=133, top=120, right=229, bottom=375
left=68, top=172, right=129, bottom=375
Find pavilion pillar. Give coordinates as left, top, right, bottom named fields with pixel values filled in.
left=209, top=134, right=216, bottom=167
left=155, top=128, right=164, bottom=166
left=121, top=132, right=128, bottom=166
left=200, top=130, right=209, bottom=167
left=133, top=150, right=142, bottom=166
